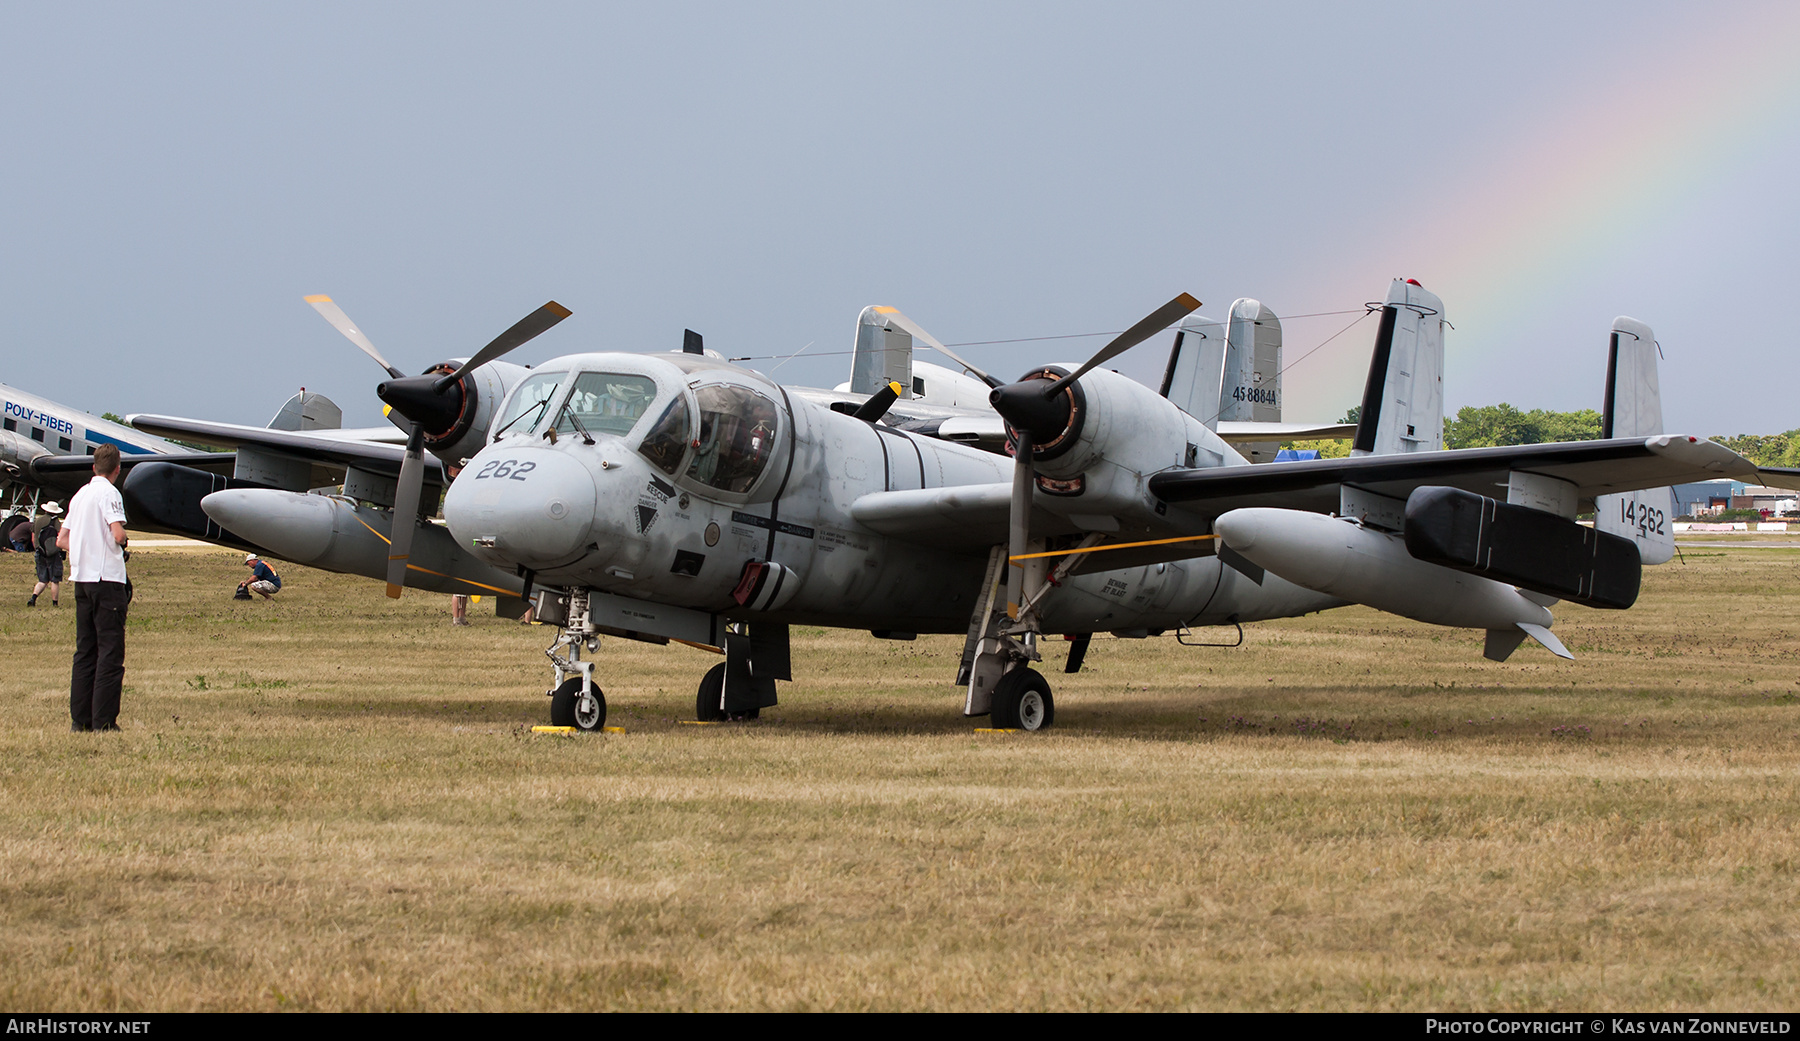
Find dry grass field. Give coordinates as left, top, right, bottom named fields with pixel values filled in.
left=1, top=538, right=1797, bottom=1011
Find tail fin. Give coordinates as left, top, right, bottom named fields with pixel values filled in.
left=1159, top=298, right=1282, bottom=423
left=1158, top=312, right=1224, bottom=427
left=267, top=390, right=342, bottom=431
left=849, top=306, right=915, bottom=398
left=1351, top=279, right=1445, bottom=456
left=1221, top=298, right=1282, bottom=462
left=1595, top=317, right=1675, bottom=564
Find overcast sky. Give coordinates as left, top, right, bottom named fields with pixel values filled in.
left=4, top=1, right=1796, bottom=436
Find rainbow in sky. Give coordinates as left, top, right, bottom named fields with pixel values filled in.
left=1281, top=3, right=1800, bottom=419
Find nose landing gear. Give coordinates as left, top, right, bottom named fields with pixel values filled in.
left=550, top=676, right=607, bottom=731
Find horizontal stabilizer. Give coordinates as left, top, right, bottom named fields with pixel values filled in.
left=1216, top=421, right=1355, bottom=442
left=1757, top=467, right=1800, bottom=492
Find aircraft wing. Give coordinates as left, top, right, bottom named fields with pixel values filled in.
left=30, top=450, right=237, bottom=477
left=127, top=414, right=446, bottom=482
left=1148, top=435, right=1750, bottom=516
left=1755, top=467, right=1800, bottom=492
left=850, top=483, right=1013, bottom=548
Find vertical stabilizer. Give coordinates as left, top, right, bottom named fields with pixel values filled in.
left=1219, top=299, right=1281, bottom=423
left=850, top=306, right=915, bottom=398
left=1220, top=298, right=1281, bottom=462
left=267, top=390, right=342, bottom=431
left=1595, top=317, right=1675, bottom=564
left=1158, top=313, right=1224, bottom=428
left=1352, top=279, right=1445, bottom=456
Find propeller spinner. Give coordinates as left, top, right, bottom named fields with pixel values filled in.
left=307, top=296, right=572, bottom=598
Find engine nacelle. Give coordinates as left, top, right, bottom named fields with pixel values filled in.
left=1, top=429, right=50, bottom=477
left=997, top=366, right=1240, bottom=479
left=986, top=367, right=1246, bottom=534
left=376, top=359, right=529, bottom=470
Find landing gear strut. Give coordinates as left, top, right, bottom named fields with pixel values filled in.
left=542, top=587, right=605, bottom=731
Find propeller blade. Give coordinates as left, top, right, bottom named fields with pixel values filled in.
left=386, top=425, right=428, bottom=598
left=1006, top=430, right=1035, bottom=618
left=305, top=295, right=405, bottom=379
left=872, top=306, right=1003, bottom=390
left=434, top=301, right=573, bottom=392
left=851, top=381, right=903, bottom=422
left=1042, top=293, right=1202, bottom=397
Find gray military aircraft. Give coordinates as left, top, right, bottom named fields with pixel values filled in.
left=127, top=282, right=1781, bottom=733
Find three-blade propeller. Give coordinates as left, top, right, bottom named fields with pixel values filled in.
left=307, top=295, right=571, bottom=598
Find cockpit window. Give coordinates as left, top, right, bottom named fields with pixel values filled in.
left=637, top=394, right=691, bottom=476
left=557, top=373, right=658, bottom=437
left=685, top=384, right=780, bottom=494
left=495, top=370, right=565, bottom=437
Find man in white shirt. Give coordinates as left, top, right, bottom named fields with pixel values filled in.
left=57, top=444, right=130, bottom=732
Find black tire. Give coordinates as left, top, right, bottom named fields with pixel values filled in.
left=549, top=677, right=606, bottom=732
left=991, top=668, right=1054, bottom=731
left=2, top=514, right=28, bottom=550
left=695, top=663, right=726, bottom=722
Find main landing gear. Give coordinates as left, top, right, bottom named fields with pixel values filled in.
left=990, top=668, right=1054, bottom=731
left=959, top=543, right=1079, bottom=732
left=693, top=662, right=760, bottom=722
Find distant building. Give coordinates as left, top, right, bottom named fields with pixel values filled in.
left=1671, top=480, right=1742, bottom=517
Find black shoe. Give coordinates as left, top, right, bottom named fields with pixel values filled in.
left=27, top=596, right=35, bottom=607
left=71, top=723, right=90, bottom=732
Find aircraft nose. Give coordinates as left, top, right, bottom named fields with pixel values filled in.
left=444, top=448, right=596, bottom=566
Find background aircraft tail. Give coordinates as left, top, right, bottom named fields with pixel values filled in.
left=1159, top=311, right=1225, bottom=426
left=1352, top=279, right=1445, bottom=456
left=1159, top=299, right=1284, bottom=461
left=849, top=306, right=915, bottom=398
left=1594, top=317, right=1675, bottom=565
left=267, top=390, right=342, bottom=431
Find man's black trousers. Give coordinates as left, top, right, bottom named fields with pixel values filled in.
left=72, top=580, right=128, bottom=730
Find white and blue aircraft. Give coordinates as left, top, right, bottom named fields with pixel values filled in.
left=0, top=381, right=388, bottom=550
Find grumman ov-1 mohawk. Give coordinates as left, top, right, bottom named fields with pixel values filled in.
left=127, top=283, right=1793, bottom=732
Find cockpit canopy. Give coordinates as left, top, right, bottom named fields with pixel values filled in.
left=489, top=354, right=787, bottom=501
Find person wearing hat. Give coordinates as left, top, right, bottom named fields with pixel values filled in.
left=28, top=502, right=64, bottom=607
left=238, top=553, right=282, bottom=600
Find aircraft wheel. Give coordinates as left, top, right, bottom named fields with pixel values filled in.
left=695, top=663, right=727, bottom=722
left=550, top=677, right=607, bottom=732
left=991, top=668, right=1054, bottom=731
